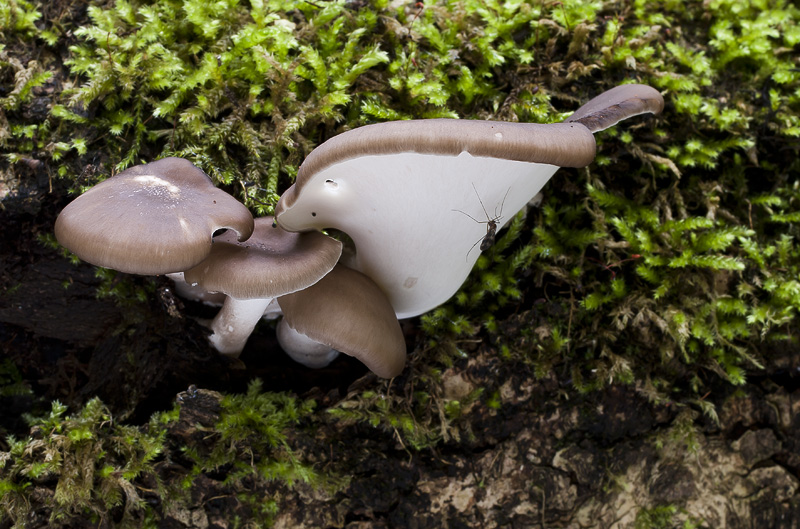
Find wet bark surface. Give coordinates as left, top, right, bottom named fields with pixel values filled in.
left=91, top=357, right=800, bottom=529
left=262, top=357, right=800, bottom=529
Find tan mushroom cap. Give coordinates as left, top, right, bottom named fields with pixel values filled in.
left=274, top=84, right=664, bottom=318
left=565, top=84, right=664, bottom=133
left=184, top=217, right=343, bottom=299
left=183, top=217, right=342, bottom=356
left=277, top=265, right=407, bottom=378
left=278, top=120, right=596, bottom=211
left=55, top=157, right=254, bottom=275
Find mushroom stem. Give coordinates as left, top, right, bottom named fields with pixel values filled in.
left=276, top=318, right=340, bottom=368
left=208, top=297, right=274, bottom=356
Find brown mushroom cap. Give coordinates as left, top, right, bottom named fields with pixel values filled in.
left=278, top=120, right=596, bottom=212
left=565, top=84, right=664, bottom=133
left=184, top=217, right=343, bottom=299
left=54, top=157, right=254, bottom=275
left=277, top=265, right=407, bottom=378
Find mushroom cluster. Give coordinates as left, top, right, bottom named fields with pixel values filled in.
left=55, top=84, right=664, bottom=378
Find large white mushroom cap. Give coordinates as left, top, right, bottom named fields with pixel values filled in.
left=275, top=84, right=664, bottom=319
left=275, top=121, right=595, bottom=319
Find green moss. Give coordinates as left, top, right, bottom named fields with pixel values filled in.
left=412, top=0, right=800, bottom=406
left=328, top=381, right=484, bottom=451
left=0, top=382, right=328, bottom=527
left=184, top=379, right=319, bottom=485
left=0, top=399, right=171, bottom=527
left=0, top=360, right=30, bottom=400
left=177, top=380, right=333, bottom=525
left=635, top=502, right=705, bottom=529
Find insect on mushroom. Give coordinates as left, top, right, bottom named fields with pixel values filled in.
left=453, top=183, right=511, bottom=260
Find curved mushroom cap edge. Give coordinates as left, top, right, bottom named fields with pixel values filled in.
left=184, top=217, right=343, bottom=300
left=277, top=265, right=407, bottom=378
left=277, top=120, right=596, bottom=212
left=565, top=84, right=665, bottom=133
left=55, top=157, right=254, bottom=275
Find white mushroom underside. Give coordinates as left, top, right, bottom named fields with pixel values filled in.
left=277, top=152, right=560, bottom=318
left=276, top=318, right=340, bottom=368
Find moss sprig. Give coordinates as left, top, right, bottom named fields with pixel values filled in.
left=0, top=399, right=172, bottom=527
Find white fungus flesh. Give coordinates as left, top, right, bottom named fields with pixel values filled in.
left=275, top=85, right=664, bottom=319
left=278, top=152, right=562, bottom=318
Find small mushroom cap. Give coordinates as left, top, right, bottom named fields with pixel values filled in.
left=277, top=265, right=407, bottom=378
left=55, top=157, right=254, bottom=275
left=184, top=217, right=342, bottom=300
left=565, top=84, right=664, bottom=133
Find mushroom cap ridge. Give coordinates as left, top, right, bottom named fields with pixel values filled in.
left=278, top=120, right=596, bottom=211
left=184, top=216, right=343, bottom=300
left=55, top=157, right=254, bottom=275
left=278, top=264, right=407, bottom=378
